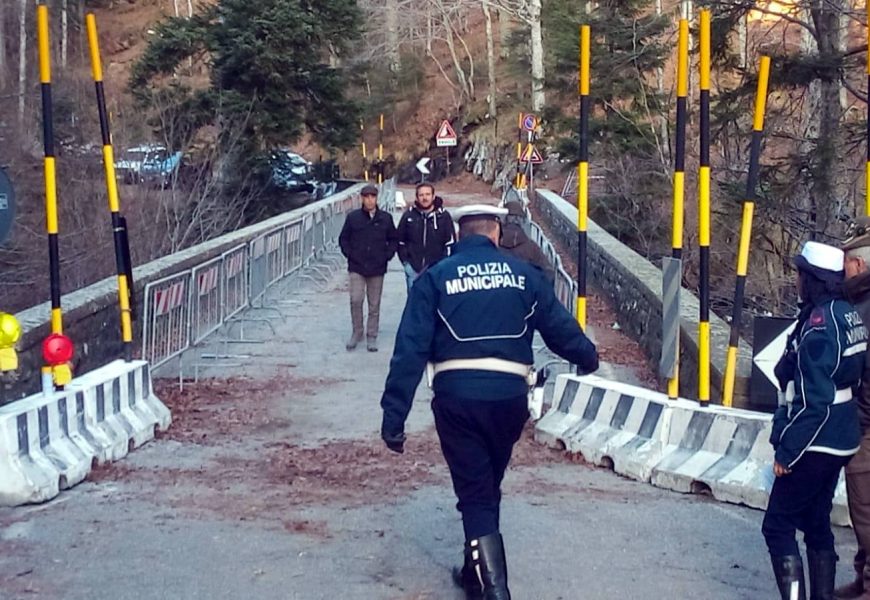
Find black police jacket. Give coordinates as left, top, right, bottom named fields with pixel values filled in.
left=338, top=208, right=397, bottom=277
left=381, top=235, right=599, bottom=440
left=771, top=299, right=864, bottom=468
left=395, top=206, right=454, bottom=273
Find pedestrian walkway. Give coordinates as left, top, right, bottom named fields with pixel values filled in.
left=0, top=211, right=858, bottom=599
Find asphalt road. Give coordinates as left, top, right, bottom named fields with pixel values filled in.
left=0, top=208, right=859, bottom=600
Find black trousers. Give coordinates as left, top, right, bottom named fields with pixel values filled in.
left=762, top=451, right=850, bottom=557
left=432, top=394, right=529, bottom=541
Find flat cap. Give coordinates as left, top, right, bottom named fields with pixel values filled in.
left=360, top=184, right=379, bottom=196
left=842, top=216, right=870, bottom=252
left=450, top=204, right=508, bottom=223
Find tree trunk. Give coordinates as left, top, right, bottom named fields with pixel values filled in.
left=18, top=0, right=26, bottom=124
left=498, top=8, right=510, bottom=59
left=529, top=0, right=545, bottom=111
left=442, top=12, right=470, bottom=104
left=61, top=0, right=68, bottom=68
left=802, top=0, right=847, bottom=236
left=482, top=1, right=497, bottom=118
left=385, top=0, right=399, bottom=73
left=0, top=5, right=7, bottom=90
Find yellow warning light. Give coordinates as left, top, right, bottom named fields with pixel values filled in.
left=0, top=313, right=21, bottom=348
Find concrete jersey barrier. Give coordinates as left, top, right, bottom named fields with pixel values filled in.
left=536, top=374, right=850, bottom=526
left=0, top=360, right=169, bottom=506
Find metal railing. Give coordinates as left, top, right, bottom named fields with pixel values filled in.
left=141, top=271, right=192, bottom=369
left=141, top=181, right=386, bottom=373
left=500, top=184, right=577, bottom=314
left=190, top=256, right=223, bottom=345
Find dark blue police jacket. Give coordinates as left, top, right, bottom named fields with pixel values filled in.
left=772, top=299, right=866, bottom=469
left=380, top=234, right=599, bottom=440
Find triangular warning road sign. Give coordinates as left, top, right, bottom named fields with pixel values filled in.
left=436, top=120, right=457, bottom=140
left=520, top=144, right=544, bottom=164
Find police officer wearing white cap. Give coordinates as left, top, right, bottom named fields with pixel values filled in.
left=765, top=241, right=865, bottom=600
left=380, top=204, right=598, bottom=599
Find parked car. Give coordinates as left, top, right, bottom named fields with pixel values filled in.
left=140, top=148, right=183, bottom=189
left=268, top=150, right=317, bottom=194
left=114, top=144, right=182, bottom=188
left=115, top=145, right=158, bottom=184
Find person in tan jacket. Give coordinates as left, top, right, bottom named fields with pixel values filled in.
left=837, top=219, right=870, bottom=599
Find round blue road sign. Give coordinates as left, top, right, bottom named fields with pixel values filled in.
left=0, top=168, right=16, bottom=246
left=522, top=114, right=537, bottom=131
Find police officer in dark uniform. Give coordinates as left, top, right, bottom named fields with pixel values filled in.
left=380, top=204, right=598, bottom=599
left=765, top=241, right=865, bottom=600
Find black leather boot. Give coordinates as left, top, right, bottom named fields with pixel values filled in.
left=807, top=549, right=837, bottom=600
left=772, top=555, right=806, bottom=600
left=833, top=558, right=862, bottom=599
left=452, top=544, right=483, bottom=600
left=470, top=533, right=510, bottom=600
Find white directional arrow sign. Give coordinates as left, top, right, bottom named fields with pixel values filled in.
left=416, top=157, right=431, bottom=175
left=753, top=319, right=797, bottom=388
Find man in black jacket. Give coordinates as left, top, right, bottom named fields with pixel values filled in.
left=396, top=183, right=454, bottom=291
left=338, top=185, right=397, bottom=352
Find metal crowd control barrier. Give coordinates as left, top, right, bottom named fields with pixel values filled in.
left=265, top=229, right=284, bottom=287
left=283, top=221, right=304, bottom=277
left=142, top=271, right=192, bottom=371
left=379, top=177, right=397, bottom=211
left=142, top=186, right=361, bottom=382
left=190, top=256, right=223, bottom=344
left=521, top=201, right=576, bottom=314
left=248, top=235, right=268, bottom=305
left=222, top=244, right=248, bottom=321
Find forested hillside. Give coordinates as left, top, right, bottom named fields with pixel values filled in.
left=1, top=0, right=868, bottom=323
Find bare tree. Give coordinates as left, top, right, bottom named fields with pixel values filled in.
left=482, top=0, right=497, bottom=117
left=386, top=0, right=400, bottom=72
left=17, top=0, right=26, bottom=124
left=60, top=0, right=68, bottom=68
left=484, top=0, right=545, bottom=110
left=0, top=6, right=7, bottom=90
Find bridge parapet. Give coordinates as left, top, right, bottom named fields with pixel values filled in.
left=7, top=183, right=367, bottom=401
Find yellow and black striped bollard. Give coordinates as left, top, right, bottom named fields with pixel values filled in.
left=577, top=25, right=591, bottom=331
left=698, top=10, right=712, bottom=405
left=666, top=18, right=689, bottom=401
left=723, top=56, right=771, bottom=407
left=37, top=5, right=73, bottom=388
left=87, top=13, right=134, bottom=361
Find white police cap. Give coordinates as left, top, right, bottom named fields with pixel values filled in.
left=797, top=241, right=844, bottom=273
left=450, top=204, right=509, bottom=223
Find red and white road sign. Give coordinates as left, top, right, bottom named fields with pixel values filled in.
left=522, top=114, right=537, bottom=131
left=520, top=144, right=544, bottom=164
left=436, top=120, right=458, bottom=147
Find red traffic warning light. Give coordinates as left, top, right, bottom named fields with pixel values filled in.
left=43, top=333, right=74, bottom=365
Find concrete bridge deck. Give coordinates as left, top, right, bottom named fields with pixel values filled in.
left=0, top=193, right=857, bottom=599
